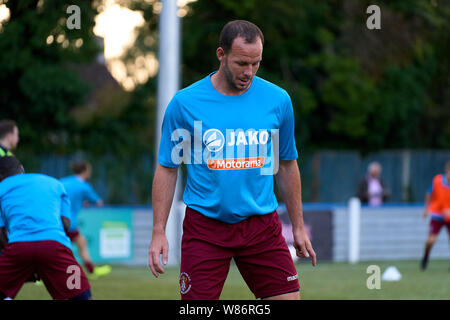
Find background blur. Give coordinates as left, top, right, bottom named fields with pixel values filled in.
left=1, top=0, right=449, bottom=205
left=1, top=0, right=449, bottom=300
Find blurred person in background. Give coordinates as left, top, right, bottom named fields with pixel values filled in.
left=0, top=120, right=19, bottom=157
left=60, top=160, right=110, bottom=277
left=0, top=156, right=92, bottom=300
left=356, top=161, right=391, bottom=206
left=420, top=161, right=450, bottom=271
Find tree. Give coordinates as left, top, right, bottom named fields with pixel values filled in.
left=0, top=0, right=100, bottom=153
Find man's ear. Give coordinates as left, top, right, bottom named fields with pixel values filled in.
left=216, top=47, right=225, bottom=63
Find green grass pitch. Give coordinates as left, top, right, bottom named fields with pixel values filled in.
left=15, top=260, right=449, bottom=300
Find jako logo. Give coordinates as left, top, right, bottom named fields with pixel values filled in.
left=227, top=130, right=269, bottom=146
left=203, top=128, right=269, bottom=152
left=203, top=129, right=225, bottom=152
left=170, top=121, right=280, bottom=175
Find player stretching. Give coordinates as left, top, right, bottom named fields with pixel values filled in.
left=0, top=156, right=92, bottom=300
left=421, top=161, right=450, bottom=270
left=60, top=160, right=109, bottom=276
left=149, top=20, right=315, bottom=300
left=0, top=120, right=19, bottom=157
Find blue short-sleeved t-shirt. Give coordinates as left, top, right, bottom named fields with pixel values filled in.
left=158, top=72, right=298, bottom=223
left=0, top=173, right=72, bottom=249
left=60, top=175, right=101, bottom=232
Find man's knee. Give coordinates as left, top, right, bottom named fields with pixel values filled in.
left=70, top=289, right=92, bottom=300
left=427, top=235, right=437, bottom=245
left=262, top=290, right=300, bottom=300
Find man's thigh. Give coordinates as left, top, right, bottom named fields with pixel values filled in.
left=180, top=238, right=233, bottom=300
left=234, top=213, right=300, bottom=299
left=34, top=241, right=90, bottom=300
left=0, top=242, right=35, bottom=299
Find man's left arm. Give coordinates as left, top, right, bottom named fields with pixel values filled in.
left=85, top=184, right=103, bottom=207
left=275, top=160, right=316, bottom=266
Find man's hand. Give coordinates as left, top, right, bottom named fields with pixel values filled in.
left=443, top=209, right=450, bottom=223
left=293, top=228, right=316, bottom=267
left=148, top=229, right=169, bottom=278
left=423, top=208, right=429, bottom=219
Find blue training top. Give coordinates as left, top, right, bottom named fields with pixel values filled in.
left=60, top=175, right=100, bottom=232
left=0, top=173, right=72, bottom=249
left=158, top=72, right=298, bottom=223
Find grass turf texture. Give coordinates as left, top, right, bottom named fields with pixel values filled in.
left=15, top=260, right=449, bottom=300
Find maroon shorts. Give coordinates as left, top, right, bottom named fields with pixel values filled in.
left=429, top=219, right=450, bottom=235
left=0, top=240, right=90, bottom=299
left=180, top=207, right=300, bottom=300
left=66, top=229, right=80, bottom=241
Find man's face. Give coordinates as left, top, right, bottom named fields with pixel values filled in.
left=8, top=126, right=19, bottom=150
left=369, top=167, right=381, bottom=178
left=85, top=166, right=92, bottom=180
left=219, top=36, right=262, bottom=93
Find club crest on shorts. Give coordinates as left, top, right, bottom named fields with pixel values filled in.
left=179, top=272, right=192, bottom=295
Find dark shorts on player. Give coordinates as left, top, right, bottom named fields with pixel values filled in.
left=429, top=218, right=450, bottom=235
left=0, top=240, right=90, bottom=299
left=66, top=229, right=81, bottom=241
left=180, top=207, right=300, bottom=300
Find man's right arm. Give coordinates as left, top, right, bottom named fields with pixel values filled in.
left=148, top=164, right=178, bottom=278
left=423, top=182, right=433, bottom=219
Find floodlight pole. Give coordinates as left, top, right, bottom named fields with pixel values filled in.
left=155, top=0, right=183, bottom=266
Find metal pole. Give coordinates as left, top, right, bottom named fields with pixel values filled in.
left=156, top=0, right=183, bottom=266
left=348, top=197, right=361, bottom=264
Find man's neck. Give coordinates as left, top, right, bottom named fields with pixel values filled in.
left=0, top=141, right=9, bottom=151
left=75, top=174, right=86, bottom=181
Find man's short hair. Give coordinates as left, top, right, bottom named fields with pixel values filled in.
left=0, top=120, right=17, bottom=140
left=0, top=156, right=24, bottom=182
left=70, top=160, right=91, bottom=175
left=219, top=20, right=264, bottom=53
left=368, top=161, right=382, bottom=173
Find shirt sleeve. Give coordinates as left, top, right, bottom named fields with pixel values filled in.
left=278, top=92, right=299, bottom=161
left=84, top=183, right=101, bottom=204
left=158, top=95, right=186, bottom=168
left=60, top=185, right=72, bottom=219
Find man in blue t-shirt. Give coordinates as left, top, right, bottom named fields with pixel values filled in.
left=60, top=161, right=103, bottom=274
left=149, top=20, right=316, bottom=300
left=0, top=156, right=91, bottom=300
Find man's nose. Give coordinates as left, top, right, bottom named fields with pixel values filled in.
left=244, top=66, right=252, bottom=77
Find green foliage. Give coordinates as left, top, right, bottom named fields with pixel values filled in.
left=179, top=0, right=450, bottom=152
left=0, top=0, right=100, bottom=153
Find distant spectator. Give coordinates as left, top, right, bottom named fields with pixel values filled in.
left=356, top=162, right=391, bottom=206
left=0, top=120, right=19, bottom=157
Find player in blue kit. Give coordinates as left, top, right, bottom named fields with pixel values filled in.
left=0, top=156, right=91, bottom=300
left=149, top=20, right=315, bottom=300
left=60, top=160, right=107, bottom=275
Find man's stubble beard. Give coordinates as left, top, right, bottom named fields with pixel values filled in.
left=223, top=58, right=251, bottom=92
